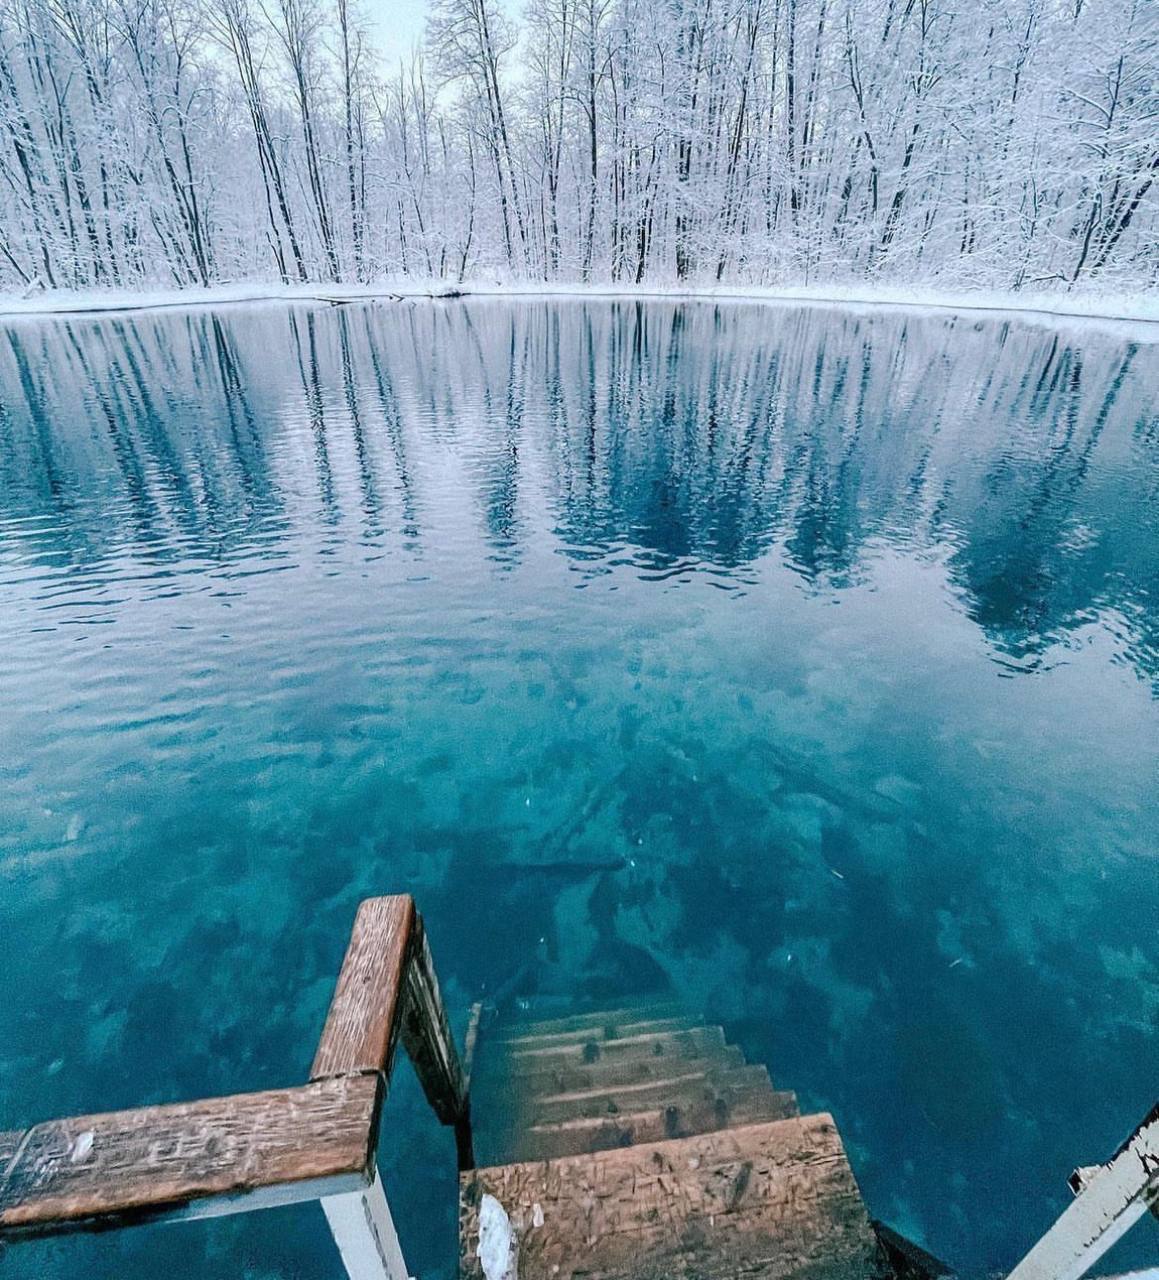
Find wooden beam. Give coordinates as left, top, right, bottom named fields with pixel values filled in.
left=311, top=896, right=416, bottom=1082
left=0, top=1076, right=382, bottom=1240
left=400, top=916, right=468, bottom=1125
left=1006, top=1102, right=1159, bottom=1280
left=400, top=916, right=473, bottom=1169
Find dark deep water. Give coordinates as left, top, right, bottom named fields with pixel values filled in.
left=0, top=298, right=1156, bottom=1278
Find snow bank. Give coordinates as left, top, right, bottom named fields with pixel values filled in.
left=0, top=280, right=1156, bottom=341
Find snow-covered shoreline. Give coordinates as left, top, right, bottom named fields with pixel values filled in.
left=1, top=280, right=1156, bottom=340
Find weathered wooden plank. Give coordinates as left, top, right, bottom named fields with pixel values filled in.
left=1006, top=1101, right=1159, bottom=1280
left=513, top=1087, right=800, bottom=1161
left=489, top=1044, right=748, bottom=1099
left=399, top=915, right=468, bottom=1125
left=0, top=1076, right=382, bottom=1240
left=459, top=1001, right=485, bottom=1173
left=310, top=896, right=416, bottom=1082
left=498, top=1016, right=697, bottom=1051
left=505, top=1024, right=726, bottom=1065
left=460, top=1114, right=879, bottom=1280
left=521, top=1060, right=766, bottom=1123
left=493, top=1001, right=683, bottom=1040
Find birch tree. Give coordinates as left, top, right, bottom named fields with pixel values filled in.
left=0, top=0, right=1153, bottom=290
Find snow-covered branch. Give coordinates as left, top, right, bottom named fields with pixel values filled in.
left=0, top=0, right=1154, bottom=291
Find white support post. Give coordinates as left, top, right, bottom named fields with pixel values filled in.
left=1006, top=1106, right=1158, bottom=1280
left=322, top=1167, right=412, bottom=1280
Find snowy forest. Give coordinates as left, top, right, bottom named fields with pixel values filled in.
left=0, top=0, right=1155, bottom=293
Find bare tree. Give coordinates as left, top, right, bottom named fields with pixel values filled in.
left=0, top=0, right=1154, bottom=290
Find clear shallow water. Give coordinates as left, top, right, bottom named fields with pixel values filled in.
left=0, top=299, right=1156, bottom=1279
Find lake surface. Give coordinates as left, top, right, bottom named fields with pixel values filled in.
left=0, top=298, right=1156, bottom=1279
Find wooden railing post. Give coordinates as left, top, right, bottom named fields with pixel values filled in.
left=1005, top=1101, right=1158, bottom=1280
left=308, top=895, right=473, bottom=1277
left=399, top=915, right=474, bottom=1170
left=310, top=896, right=417, bottom=1083
left=321, top=1169, right=410, bottom=1280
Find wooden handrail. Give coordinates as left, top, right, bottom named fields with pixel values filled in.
left=307, top=894, right=473, bottom=1169
left=311, top=896, right=417, bottom=1080
left=0, top=1077, right=383, bottom=1238
left=0, top=895, right=470, bottom=1278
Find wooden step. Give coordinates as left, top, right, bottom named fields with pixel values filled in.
left=521, top=1063, right=776, bottom=1125
left=488, top=1043, right=749, bottom=1101
left=502, top=1024, right=728, bottom=1069
left=478, top=1064, right=787, bottom=1165
left=514, top=1088, right=801, bottom=1161
left=497, top=1015, right=699, bottom=1051
left=460, top=1114, right=880, bottom=1280
left=494, top=1000, right=684, bottom=1039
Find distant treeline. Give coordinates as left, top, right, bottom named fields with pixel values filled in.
left=0, top=0, right=1155, bottom=291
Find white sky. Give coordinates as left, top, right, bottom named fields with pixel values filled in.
left=362, top=0, right=520, bottom=65
left=363, top=0, right=429, bottom=63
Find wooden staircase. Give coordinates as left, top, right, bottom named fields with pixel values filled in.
left=4, top=896, right=1152, bottom=1280
left=460, top=999, right=889, bottom=1280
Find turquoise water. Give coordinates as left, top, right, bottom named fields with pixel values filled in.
left=0, top=299, right=1156, bottom=1278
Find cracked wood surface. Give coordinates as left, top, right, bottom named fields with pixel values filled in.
left=516, top=1085, right=799, bottom=1160
left=460, top=1115, right=882, bottom=1280
left=310, top=894, right=416, bottom=1081
left=0, top=1075, right=382, bottom=1239
left=309, top=895, right=469, bottom=1150
left=483, top=1045, right=751, bottom=1101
